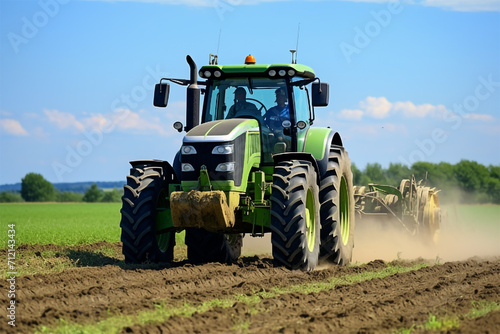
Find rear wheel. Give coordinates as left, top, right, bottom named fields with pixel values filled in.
left=185, top=228, right=243, bottom=264
left=319, top=146, right=355, bottom=265
left=270, top=160, right=320, bottom=271
left=120, top=162, right=176, bottom=264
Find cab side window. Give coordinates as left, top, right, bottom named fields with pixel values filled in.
left=293, top=85, right=311, bottom=124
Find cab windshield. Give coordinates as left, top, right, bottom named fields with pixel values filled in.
left=203, top=77, right=292, bottom=163
left=203, top=78, right=288, bottom=123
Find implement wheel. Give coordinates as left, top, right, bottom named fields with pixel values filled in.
left=185, top=229, right=242, bottom=264
left=417, top=187, right=441, bottom=244
left=319, top=146, right=355, bottom=265
left=120, top=162, right=176, bottom=264
left=270, top=160, right=320, bottom=271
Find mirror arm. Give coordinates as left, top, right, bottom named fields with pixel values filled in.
left=159, top=78, right=207, bottom=87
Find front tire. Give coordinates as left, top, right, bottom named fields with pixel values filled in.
left=120, top=162, right=176, bottom=264
left=319, top=146, right=355, bottom=265
left=270, top=160, right=320, bottom=271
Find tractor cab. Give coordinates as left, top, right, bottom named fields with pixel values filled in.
left=198, top=57, right=328, bottom=163
left=155, top=55, right=329, bottom=165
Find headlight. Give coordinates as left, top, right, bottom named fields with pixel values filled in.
left=204, top=70, right=212, bottom=78
left=268, top=69, right=276, bottom=77
left=212, top=144, right=234, bottom=155
left=214, top=70, right=222, bottom=78
left=182, top=163, right=195, bottom=172
left=216, top=162, right=235, bottom=172
left=288, top=69, right=296, bottom=76
left=181, top=145, right=197, bottom=155
left=278, top=70, right=286, bottom=76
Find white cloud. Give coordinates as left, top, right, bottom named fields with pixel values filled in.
left=338, top=109, right=365, bottom=120
left=463, top=113, right=496, bottom=121
left=0, top=119, right=29, bottom=136
left=419, top=0, right=500, bottom=12
left=112, top=108, right=169, bottom=135
left=392, top=101, right=447, bottom=118
left=336, top=0, right=500, bottom=12
left=338, top=96, right=451, bottom=120
left=81, top=0, right=287, bottom=6
left=44, top=109, right=85, bottom=132
left=81, top=0, right=500, bottom=11
left=360, top=96, right=392, bottom=119
left=43, top=108, right=172, bottom=136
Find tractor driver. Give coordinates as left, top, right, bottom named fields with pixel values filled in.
left=264, top=88, right=290, bottom=131
left=226, top=87, right=259, bottom=119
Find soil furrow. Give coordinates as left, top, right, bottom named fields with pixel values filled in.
left=1, top=241, right=498, bottom=334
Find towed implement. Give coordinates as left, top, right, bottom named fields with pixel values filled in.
left=354, top=176, right=441, bottom=244
left=119, top=54, right=439, bottom=271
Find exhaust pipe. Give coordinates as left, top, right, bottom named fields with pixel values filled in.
left=186, top=55, right=200, bottom=132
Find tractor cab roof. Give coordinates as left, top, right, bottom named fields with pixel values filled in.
left=198, top=63, right=316, bottom=80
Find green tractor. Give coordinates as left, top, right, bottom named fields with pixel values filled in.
left=119, top=54, right=354, bottom=271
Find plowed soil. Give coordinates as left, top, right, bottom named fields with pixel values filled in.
left=1, top=239, right=499, bottom=334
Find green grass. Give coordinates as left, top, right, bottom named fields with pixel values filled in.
left=395, top=301, right=500, bottom=333
left=0, top=203, right=122, bottom=248
left=442, top=204, right=500, bottom=229
left=467, top=300, right=500, bottom=318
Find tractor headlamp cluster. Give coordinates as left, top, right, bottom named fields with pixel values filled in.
left=212, top=144, right=233, bottom=155
left=215, top=162, right=235, bottom=172
left=199, top=69, right=222, bottom=79
left=181, top=145, right=197, bottom=155
left=181, top=163, right=195, bottom=172
left=268, top=67, right=296, bottom=78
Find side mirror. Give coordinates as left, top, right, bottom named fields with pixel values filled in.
left=312, top=82, right=329, bottom=107
left=153, top=82, right=170, bottom=107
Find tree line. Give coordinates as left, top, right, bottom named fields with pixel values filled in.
left=0, top=173, right=122, bottom=203
left=351, top=160, right=500, bottom=204
left=1, top=160, right=499, bottom=204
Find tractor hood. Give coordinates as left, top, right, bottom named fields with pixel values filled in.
left=179, top=118, right=261, bottom=191
left=183, top=118, right=259, bottom=142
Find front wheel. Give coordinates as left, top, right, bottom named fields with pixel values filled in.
left=270, top=160, right=320, bottom=271
left=120, top=162, right=176, bottom=264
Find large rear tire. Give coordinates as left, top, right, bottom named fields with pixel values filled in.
left=319, top=146, right=355, bottom=265
left=120, top=162, right=176, bottom=264
left=270, top=160, right=320, bottom=271
left=185, top=229, right=242, bottom=264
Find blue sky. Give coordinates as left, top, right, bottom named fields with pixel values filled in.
left=0, top=0, right=499, bottom=184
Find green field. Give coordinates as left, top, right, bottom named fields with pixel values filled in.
left=0, top=203, right=122, bottom=248
left=441, top=204, right=500, bottom=231
left=1, top=203, right=499, bottom=249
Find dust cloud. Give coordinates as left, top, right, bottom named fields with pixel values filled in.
left=352, top=205, right=500, bottom=263
left=242, top=205, right=500, bottom=269
left=239, top=205, right=499, bottom=264
left=242, top=234, right=272, bottom=256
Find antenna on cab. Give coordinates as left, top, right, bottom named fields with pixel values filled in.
left=290, top=23, right=300, bottom=64
left=209, top=29, right=222, bottom=65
